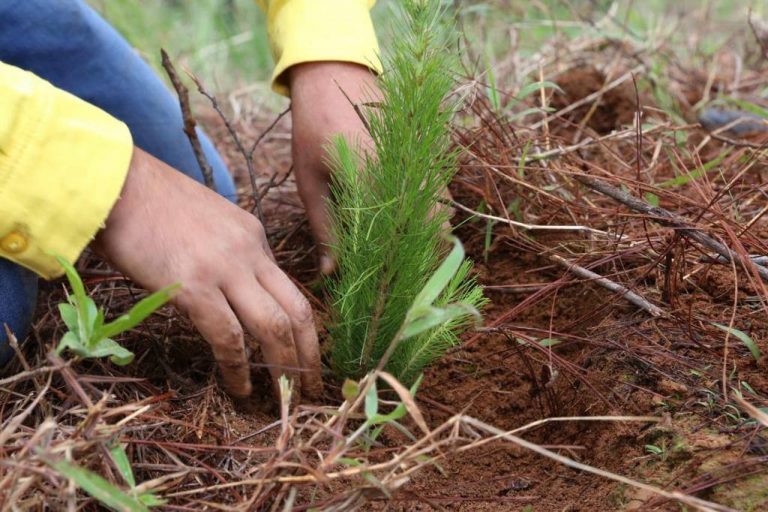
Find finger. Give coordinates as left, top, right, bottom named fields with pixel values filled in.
left=295, top=170, right=336, bottom=275
left=222, top=276, right=302, bottom=399
left=179, top=289, right=252, bottom=398
left=256, top=259, right=324, bottom=399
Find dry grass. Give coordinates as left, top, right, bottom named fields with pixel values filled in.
left=2, top=2, right=768, bottom=510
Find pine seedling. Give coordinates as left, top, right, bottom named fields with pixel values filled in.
left=326, top=0, right=485, bottom=384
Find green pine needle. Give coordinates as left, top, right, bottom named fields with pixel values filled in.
left=326, top=0, right=486, bottom=384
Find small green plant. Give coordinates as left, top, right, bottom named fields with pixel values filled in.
left=326, top=0, right=485, bottom=384
left=342, top=374, right=423, bottom=450
left=645, top=443, right=665, bottom=457
left=55, top=255, right=178, bottom=365
left=712, top=323, right=762, bottom=362
left=46, top=443, right=165, bottom=511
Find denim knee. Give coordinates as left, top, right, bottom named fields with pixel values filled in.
left=0, top=0, right=237, bottom=201
left=0, top=260, right=38, bottom=366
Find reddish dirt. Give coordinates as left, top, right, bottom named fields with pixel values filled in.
left=550, top=65, right=638, bottom=135
left=196, top=66, right=768, bottom=508
left=18, top=61, right=767, bottom=510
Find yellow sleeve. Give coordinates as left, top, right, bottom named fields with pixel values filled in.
left=0, top=61, right=133, bottom=279
left=256, top=0, right=381, bottom=96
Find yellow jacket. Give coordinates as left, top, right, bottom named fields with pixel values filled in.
left=0, top=0, right=379, bottom=279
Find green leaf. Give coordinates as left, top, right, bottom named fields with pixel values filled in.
left=83, top=297, right=99, bottom=338
left=58, top=303, right=79, bottom=332
left=47, top=458, right=148, bottom=512
left=657, top=149, right=730, bottom=189
left=741, top=381, right=757, bottom=395
left=369, top=373, right=425, bottom=426
left=56, top=331, right=85, bottom=356
left=89, top=338, right=135, bottom=366
left=516, top=80, right=563, bottom=99
left=96, top=284, right=180, bottom=340
left=109, top=442, right=135, bottom=488
left=138, top=493, right=166, bottom=507
left=364, top=380, right=379, bottom=421
left=341, top=379, right=360, bottom=401
left=370, top=407, right=407, bottom=425
left=337, top=457, right=362, bottom=467
left=56, top=255, right=98, bottom=342
left=712, top=323, right=761, bottom=361
left=644, top=192, right=660, bottom=207
left=401, top=303, right=479, bottom=341
left=94, top=308, right=105, bottom=338
left=55, top=256, right=88, bottom=311
left=485, top=50, right=500, bottom=111
left=645, top=444, right=663, bottom=455
left=409, top=236, right=464, bottom=311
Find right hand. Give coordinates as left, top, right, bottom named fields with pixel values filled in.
left=94, top=147, right=323, bottom=400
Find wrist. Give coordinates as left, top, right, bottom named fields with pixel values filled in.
left=288, top=61, right=376, bottom=99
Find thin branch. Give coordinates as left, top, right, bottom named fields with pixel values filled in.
left=448, top=198, right=621, bottom=239
left=186, top=71, right=265, bottom=223
left=574, top=173, right=768, bottom=282
left=248, top=107, right=291, bottom=157
left=333, top=79, right=372, bottom=134
left=550, top=255, right=665, bottom=317
left=160, top=49, right=215, bottom=190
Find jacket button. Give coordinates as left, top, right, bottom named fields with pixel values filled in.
left=1, top=232, right=28, bottom=253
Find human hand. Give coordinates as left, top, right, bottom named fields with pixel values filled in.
left=288, top=61, right=379, bottom=275
left=94, top=147, right=323, bottom=400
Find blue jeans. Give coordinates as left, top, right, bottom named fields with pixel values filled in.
left=0, top=0, right=237, bottom=365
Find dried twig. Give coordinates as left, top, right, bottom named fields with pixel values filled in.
left=574, top=173, right=768, bottom=281
left=186, top=72, right=265, bottom=223
left=449, top=198, right=621, bottom=239
left=550, top=254, right=665, bottom=317
left=160, top=49, right=215, bottom=189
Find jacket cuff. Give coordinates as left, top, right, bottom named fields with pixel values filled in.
left=0, top=63, right=132, bottom=279
left=265, top=0, right=382, bottom=96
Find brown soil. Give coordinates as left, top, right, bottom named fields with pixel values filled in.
left=198, top=58, right=768, bottom=509
left=8, top=58, right=767, bottom=510
left=550, top=65, right=638, bottom=135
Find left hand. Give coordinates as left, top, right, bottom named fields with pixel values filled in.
left=288, top=62, right=379, bottom=275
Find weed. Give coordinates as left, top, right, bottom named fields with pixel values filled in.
left=45, top=452, right=164, bottom=511
left=55, top=255, right=178, bottom=365
left=712, top=323, right=762, bottom=362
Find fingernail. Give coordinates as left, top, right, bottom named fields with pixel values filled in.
left=320, top=254, right=335, bottom=275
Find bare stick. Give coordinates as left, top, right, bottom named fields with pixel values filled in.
left=186, top=72, right=265, bottom=224
left=160, top=49, right=215, bottom=190
left=333, top=79, right=372, bottom=134
left=700, top=254, right=768, bottom=266
left=248, top=107, right=291, bottom=157
left=459, top=415, right=734, bottom=512
left=574, top=174, right=768, bottom=282
left=448, top=198, right=620, bottom=239
left=550, top=255, right=664, bottom=317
